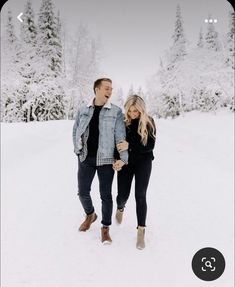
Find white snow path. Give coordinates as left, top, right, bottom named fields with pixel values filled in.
left=1, top=111, right=234, bottom=287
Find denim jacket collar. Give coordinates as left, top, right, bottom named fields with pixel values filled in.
left=86, top=97, right=111, bottom=109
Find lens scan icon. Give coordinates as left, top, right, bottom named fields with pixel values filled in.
left=201, top=257, right=216, bottom=271
left=192, top=247, right=225, bottom=281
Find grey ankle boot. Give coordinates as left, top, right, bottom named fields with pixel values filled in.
left=136, top=226, right=145, bottom=250
left=115, top=208, right=124, bottom=224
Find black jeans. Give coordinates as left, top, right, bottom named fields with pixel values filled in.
left=77, top=156, right=114, bottom=226
left=117, top=157, right=152, bottom=227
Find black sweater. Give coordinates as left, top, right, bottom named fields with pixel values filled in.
left=127, top=118, right=155, bottom=163
left=115, top=118, right=156, bottom=163
left=87, top=105, right=103, bottom=156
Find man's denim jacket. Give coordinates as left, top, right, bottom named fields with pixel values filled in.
left=73, top=98, right=128, bottom=166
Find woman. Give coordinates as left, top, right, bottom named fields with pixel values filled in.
left=113, top=95, right=156, bottom=250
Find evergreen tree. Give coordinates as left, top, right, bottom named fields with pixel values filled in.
left=147, top=8, right=233, bottom=117
left=28, top=0, right=66, bottom=121
left=6, top=9, right=17, bottom=44
left=30, top=81, right=66, bottom=121
left=225, top=9, right=235, bottom=69
left=161, top=92, right=181, bottom=118
left=19, top=0, right=38, bottom=121
left=197, top=28, right=204, bottom=48
left=2, top=1, right=66, bottom=122
left=21, top=0, right=37, bottom=46
left=168, top=4, right=187, bottom=70
left=160, top=4, right=187, bottom=118
left=4, top=9, right=21, bottom=62
left=158, top=57, right=166, bottom=89
left=56, top=10, right=62, bottom=39
left=1, top=9, right=24, bottom=122
left=204, top=15, right=221, bottom=51
left=37, top=0, right=62, bottom=76
left=56, top=10, right=65, bottom=74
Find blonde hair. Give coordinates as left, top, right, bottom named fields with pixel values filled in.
left=124, top=95, right=156, bottom=145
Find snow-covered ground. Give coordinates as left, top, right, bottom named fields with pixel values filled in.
left=1, top=111, right=234, bottom=287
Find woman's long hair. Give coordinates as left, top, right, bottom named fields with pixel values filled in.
left=124, top=95, right=156, bottom=146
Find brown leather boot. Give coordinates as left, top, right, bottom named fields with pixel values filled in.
left=101, top=227, right=112, bottom=244
left=79, top=212, right=97, bottom=231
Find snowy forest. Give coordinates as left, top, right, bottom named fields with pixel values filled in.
left=1, top=0, right=234, bottom=122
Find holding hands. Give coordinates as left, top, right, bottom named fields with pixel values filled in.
left=113, top=160, right=125, bottom=171
left=113, top=140, right=129, bottom=171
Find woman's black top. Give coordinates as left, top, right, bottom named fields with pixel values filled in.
left=126, top=118, right=155, bottom=163
left=115, top=118, right=156, bottom=164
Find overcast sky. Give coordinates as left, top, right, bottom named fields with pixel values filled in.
left=1, top=0, right=233, bottom=94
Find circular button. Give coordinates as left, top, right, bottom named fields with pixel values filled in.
left=192, top=247, right=225, bottom=281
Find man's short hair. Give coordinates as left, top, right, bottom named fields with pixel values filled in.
left=93, top=78, right=112, bottom=94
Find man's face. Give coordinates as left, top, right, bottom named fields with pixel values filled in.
left=95, top=81, right=113, bottom=104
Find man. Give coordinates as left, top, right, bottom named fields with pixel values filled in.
left=73, top=78, right=128, bottom=244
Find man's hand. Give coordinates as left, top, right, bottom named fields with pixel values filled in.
left=112, top=160, right=125, bottom=171
left=117, top=140, right=129, bottom=152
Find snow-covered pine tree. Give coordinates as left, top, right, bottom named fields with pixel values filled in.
left=191, top=13, right=233, bottom=112
left=160, top=76, right=183, bottom=119
left=29, top=81, right=66, bottom=121
left=225, top=9, right=235, bottom=69
left=154, top=58, right=171, bottom=117
left=56, top=11, right=62, bottom=42
left=30, top=0, right=66, bottom=121
left=18, top=0, right=39, bottom=122
left=148, top=8, right=233, bottom=117
left=21, top=0, right=37, bottom=46
left=37, top=0, right=62, bottom=75
left=204, top=15, right=221, bottom=51
left=219, top=9, right=235, bottom=111
left=168, top=4, right=187, bottom=70
left=56, top=10, right=65, bottom=74
left=158, top=57, right=166, bottom=89
left=197, top=28, right=204, bottom=48
left=188, top=46, right=227, bottom=113
left=160, top=4, right=187, bottom=118
left=1, top=9, right=25, bottom=122
left=5, top=9, right=17, bottom=45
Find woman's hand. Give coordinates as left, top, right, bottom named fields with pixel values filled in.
left=117, top=140, right=129, bottom=152
left=112, top=160, right=125, bottom=171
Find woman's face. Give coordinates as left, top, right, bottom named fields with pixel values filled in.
left=128, top=105, right=140, bottom=119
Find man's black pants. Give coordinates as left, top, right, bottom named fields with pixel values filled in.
left=78, top=156, right=114, bottom=226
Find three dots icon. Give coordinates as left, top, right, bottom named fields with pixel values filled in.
left=205, top=19, right=218, bottom=23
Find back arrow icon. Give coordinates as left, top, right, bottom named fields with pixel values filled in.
left=17, top=13, right=23, bottom=22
